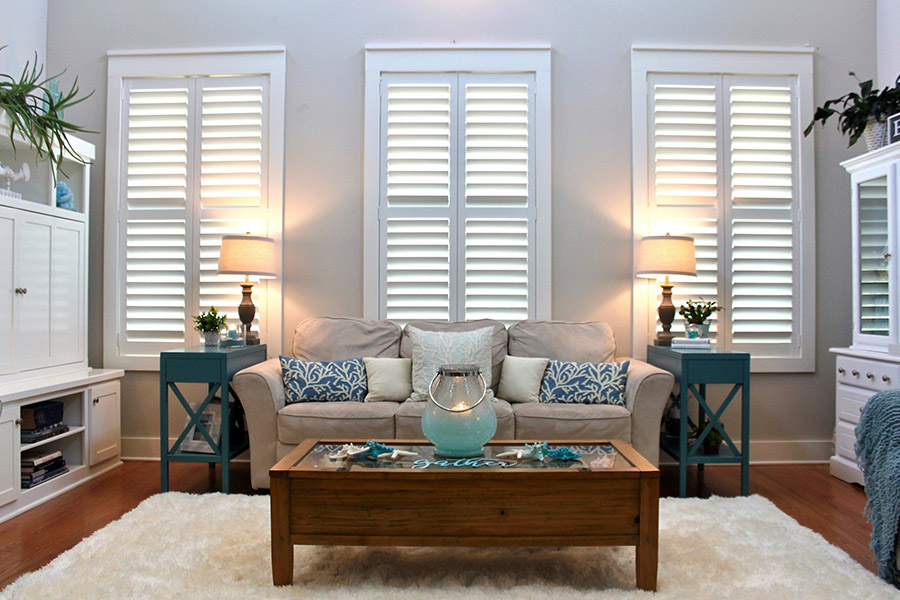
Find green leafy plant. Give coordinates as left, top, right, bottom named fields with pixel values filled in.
left=678, top=298, right=724, bottom=325
left=694, top=417, right=724, bottom=448
left=193, top=306, right=228, bottom=333
left=803, top=71, right=900, bottom=147
left=0, top=46, right=94, bottom=173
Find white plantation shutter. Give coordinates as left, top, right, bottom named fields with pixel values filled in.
left=114, top=75, right=271, bottom=358
left=379, top=73, right=536, bottom=324
left=857, top=177, right=890, bottom=336
left=647, top=73, right=806, bottom=362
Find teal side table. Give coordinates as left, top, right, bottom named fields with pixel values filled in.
left=647, top=345, right=751, bottom=498
left=159, top=344, right=267, bottom=493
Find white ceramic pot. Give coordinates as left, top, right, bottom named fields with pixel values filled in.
left=204, top=331, right=220, bottom=347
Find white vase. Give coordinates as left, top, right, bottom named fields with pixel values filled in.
left=863, top=120, right=887, bottom=152
left=204, top=331, right=220, bottom=347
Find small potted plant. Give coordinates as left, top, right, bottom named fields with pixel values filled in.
left=193, top=306, right=228, bottom=346
left=694, top=417, right=724, bottom=455
left=803, top=71, right=900, bottom=151
left=678, top=298, right=723, bottom=338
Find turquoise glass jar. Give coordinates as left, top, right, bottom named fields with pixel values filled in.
left=422, top=364, right=496, bottom=457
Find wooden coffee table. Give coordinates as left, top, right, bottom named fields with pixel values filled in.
left=269, top=439, right=659, bottom=591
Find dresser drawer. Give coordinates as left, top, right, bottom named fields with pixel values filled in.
left=835, top=421, right=860, bottom=464
left=835, top=356, right=900, bottom=392
left=836, top=384, right=873, bottom=426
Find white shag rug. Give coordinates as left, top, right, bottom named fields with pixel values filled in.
left=1, top=493, right=897, bottom=599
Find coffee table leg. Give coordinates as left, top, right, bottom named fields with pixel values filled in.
left=270, top=476, right=293, bottom=585
left=636, top=475, right=659, bottom=591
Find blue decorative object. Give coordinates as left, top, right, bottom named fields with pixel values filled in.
left=545, top=445, right=583, bottom=461
left=855, top=389, right=900, bottom=584
left=56, top=181, right=74, bottom=210
left=422, top=364, right=496, bottom=457
left=280, top=356, right=367, bottom=404
left=539, top=360, right=629, bottom=406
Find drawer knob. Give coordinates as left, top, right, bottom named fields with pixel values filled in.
left=14, top=418, right=21, bottom=426
left=884, top=375, right=892, bottom=384
left=866, top=372, right=875, bottom=380
left=860, top=406, right=864, bottom=413
left=838, top=367, right=846, bottom=375
left=14, top=287, right=27, bottom=295
left=851, top=370, right=860, bottom=377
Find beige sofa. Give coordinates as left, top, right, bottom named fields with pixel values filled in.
left=232, top=317, right=674, bottom=489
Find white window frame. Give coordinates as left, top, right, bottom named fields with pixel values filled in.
left=363, top=44, right=552, bottom=320
left=631, top=46, right=815, bottom=372
left=104, top=47, right=285, bottom=370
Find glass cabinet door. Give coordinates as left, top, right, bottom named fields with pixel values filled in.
left=857, top=175, right=890, bottom=338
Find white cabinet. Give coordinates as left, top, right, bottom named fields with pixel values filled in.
left=0, top=406, right=20, bottom=508
left=89, top=382, right=121, bottom=466
left=830, top=144, right=900, bottom=484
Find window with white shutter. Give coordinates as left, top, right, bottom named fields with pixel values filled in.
left=105, top=49, right=285, bottom=369
left=632, top=48, right=815, bottom=372
left=365, top=48, right=550, bottom=324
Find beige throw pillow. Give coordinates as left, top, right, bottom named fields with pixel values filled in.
left=363, top=357, right=413, bottom=402
left=498, top=356, right=550, bottom=403
left=407, top=326, right=494, bottom=402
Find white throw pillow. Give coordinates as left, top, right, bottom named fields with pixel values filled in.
left=407, top=326, right=494, bottom=402
left=362, top=357, right=413, bottom=402
left=498, top=356, right=550, bottom=403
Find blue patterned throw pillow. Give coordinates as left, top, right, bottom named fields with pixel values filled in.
left=280, top=356, right=367, bottom=403
left=539, top=360, right=629, bottom=406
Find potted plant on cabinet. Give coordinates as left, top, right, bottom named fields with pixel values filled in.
left=193, top=307, right=228, bottom=346
left=695, top=417, right=724, bottom=455
left=678, top=298, right=723, bottom=338
left=0, top=47, right=94, bottom=173
left=803, top=71, right=900, bottom=151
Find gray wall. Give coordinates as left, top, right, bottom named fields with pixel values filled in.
left=878, top=0, right=900, bottom=87
left=44, top=0, right=876, bottom=460
left=0, top=0, right=47, bottom=75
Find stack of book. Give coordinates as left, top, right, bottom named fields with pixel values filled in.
left=21, top=449, right=68, bottom=489
left=20, top=401, right=69, bottom=445
left=671, top=337, right=712, bottom=349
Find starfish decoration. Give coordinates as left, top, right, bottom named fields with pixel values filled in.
left=328, top=444, right=370, bottom=460
left=376, top=449, right=419, bottom=461
left=545, top=446, right=583, bottom=461
left=496, top=442, right=583, bottom=461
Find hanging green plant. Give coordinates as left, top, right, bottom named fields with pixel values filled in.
left=803, top=71, right=900, bottom=147
left=0, top=46, right=95, bottom=173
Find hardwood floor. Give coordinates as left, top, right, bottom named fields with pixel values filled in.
left=0, top=461, right=876, bottom=589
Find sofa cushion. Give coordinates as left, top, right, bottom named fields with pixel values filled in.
left=539, top=360, right=629, bottom=406
left=405, top=325, right=494, bottom=402
left=512, top=402, right=631, bottom=441
left=400, top=320, right=507, bottom=393
left=280, top=356, right=367, bottom=403
left=362, top=357, right=413, bottom=402
left=508, top=320, right=617, bottom=363
left=498, top=356, right=549, bottom=403
left=395, top=399, right=516, bottom=440
left=291, top=317, right=401, bottom=361
left=277, top=401, right=398, bottom=445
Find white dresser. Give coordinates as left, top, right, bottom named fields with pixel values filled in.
left=831, top=144, right=900, bottom=484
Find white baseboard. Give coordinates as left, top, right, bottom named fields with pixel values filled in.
left=658, top=439, right=832, bottom=465
left=122, top=436, right=249, bottom=462
left=126, top=436, right=832, bottom=464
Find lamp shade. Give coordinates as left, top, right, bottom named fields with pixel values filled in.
left=217, top=234, right=277, bottom=278
left=635, top=234, right=696, bottom=278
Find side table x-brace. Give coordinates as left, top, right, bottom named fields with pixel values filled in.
left=159, top=344, right=266, bottom=493
left=647, top=345, right=751, bottom=497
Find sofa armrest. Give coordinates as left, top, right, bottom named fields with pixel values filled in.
left=232, top=357, right=285, bottom=489
left=618, top=357, right=675, bottom=466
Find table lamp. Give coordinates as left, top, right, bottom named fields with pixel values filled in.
left=217, top=233, right=276, bottom=345
left=636, top=234, right=696, bottom=346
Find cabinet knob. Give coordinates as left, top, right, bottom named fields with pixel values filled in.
left=14, top=287, right=27, bottom=295
left=884, top=375, right=892, bottom=383
left=885, top=252, right=893, bottom=261
left=866, top=372, right=875, bottom=380
left=93, top=398, right=100, bottom=405
left=14, top=418, right=21, bottom=426
left=851, top=369, right=860, bottom=377
left=838, top=367, right=846, bottom=375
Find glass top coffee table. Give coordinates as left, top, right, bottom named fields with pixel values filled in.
left=270, top=439, right=659, bottom=591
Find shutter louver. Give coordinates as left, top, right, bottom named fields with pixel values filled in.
left=386, top=84, right=451, bottom=207
left=729, top=85, right=796, bottom=347
left=858, top=177, right=890, bottom=336
left=464, top=219, right=528, bottom=323
left=124, top=86, right=189, bottom=345
left=385, top=218, right=450, bottom=322
left=465, top=84, right=529, bottom=208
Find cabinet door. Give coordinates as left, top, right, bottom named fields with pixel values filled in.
left=14, top=212, right=54, bottom=370
left=0, top=406, right=20, bottom=508
left=89, top=382, right=120, bottom=465
left=0, top=208, right=14, bottom=375
left=51, top=220, right=85, bottom=366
